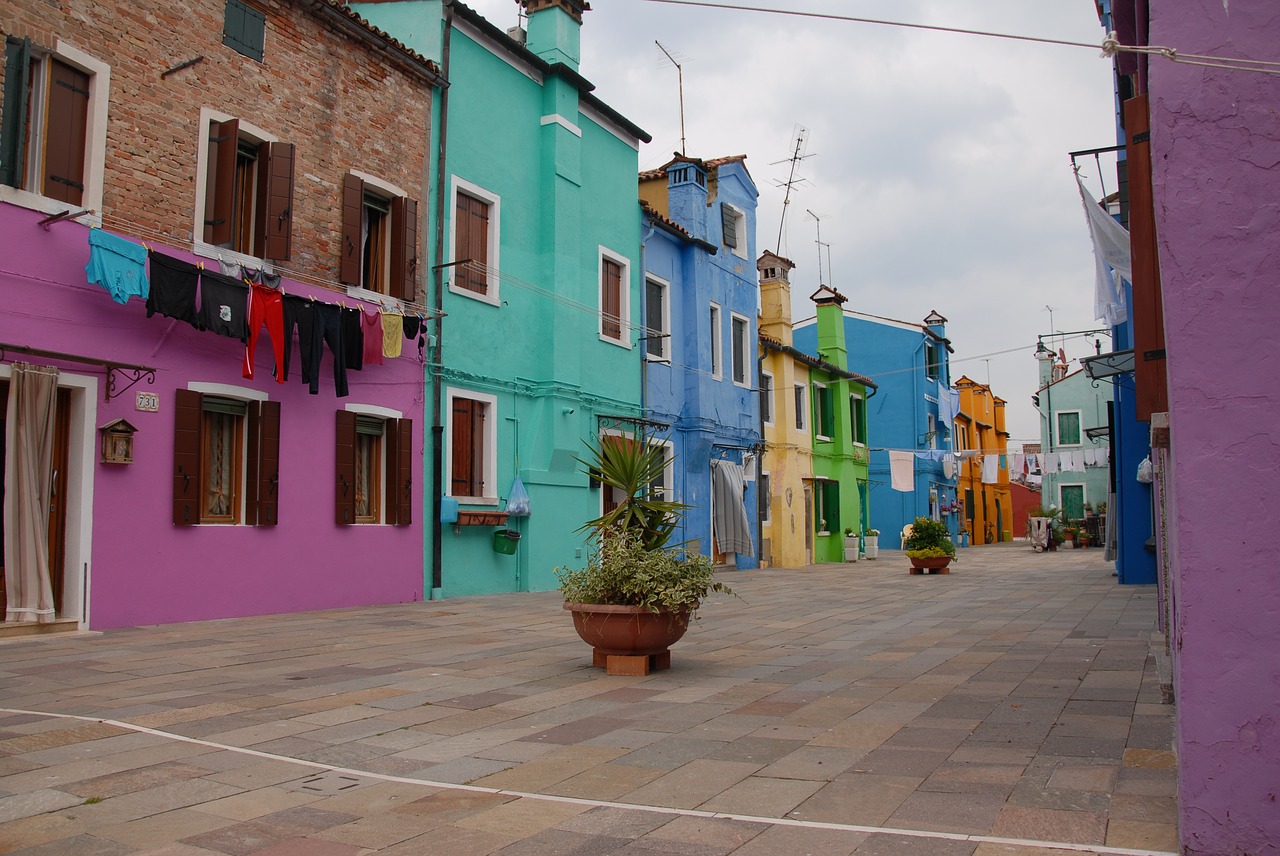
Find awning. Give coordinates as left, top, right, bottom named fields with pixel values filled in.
left=1081, top=349, right=1135, bottom=380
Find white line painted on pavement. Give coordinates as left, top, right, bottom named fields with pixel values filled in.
left=0, top=707, right=1177, bottom=856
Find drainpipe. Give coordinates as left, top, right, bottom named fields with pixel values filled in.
left=430, top=2, right=454, bottom=598
left=756, top=346, right=767, bottom=562
left=639, top=221, right=655, bottom=416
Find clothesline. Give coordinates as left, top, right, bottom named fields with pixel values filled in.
left=83, top=228, right=429, bottom=399
left=94, top=212, right=440, bottom=319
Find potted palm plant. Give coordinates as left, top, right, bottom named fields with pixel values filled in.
left=557, top=435, right=733, bottom=676
left=902, top=516, right=957, bottom=575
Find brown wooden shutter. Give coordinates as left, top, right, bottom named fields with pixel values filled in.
left=391, top=195, right=418, bottom=301
left=384, top=418, right=402, bottom=525
left=206, top=119, right=238, bottom=245
left=340, top=173, right=363, bottom=285
left=245, top=400, right=261, bottom=525
left=451, top=398, right=477, bottom=496
left=173, top=389, right=203, bottom=526
left=384, top=418, right=413, bottom=526
left=257, top=400, right=281, bottom=526
left=262, top=143, right=294, bottom=261
left=42, top=59, right=88, bottom=205
left=1124, top=94, right=1168, bottom=420
left=335, top=410, right=356, bottom=524
left=455, top=192, right=489, bottom=294
left=602, top=258, right=622, bottom=339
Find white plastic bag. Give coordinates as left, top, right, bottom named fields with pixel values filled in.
left=506, top=475, right=531, bottom=516
left=1136, top=456, right=1153, bottom=484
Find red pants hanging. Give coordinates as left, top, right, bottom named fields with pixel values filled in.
left=243, top=284, right=287, bottom=383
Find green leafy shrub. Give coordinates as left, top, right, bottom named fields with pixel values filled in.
left=557, top=530, right=732, bottom=614
left=903, top=516, right=956, bottom=559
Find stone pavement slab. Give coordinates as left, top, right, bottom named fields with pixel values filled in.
left=0, top=544, right=1177, bottom=855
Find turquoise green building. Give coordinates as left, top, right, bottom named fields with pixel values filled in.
left=807, top=286, right=875, bottom=562
left=354, top=0, right=650, bottom=596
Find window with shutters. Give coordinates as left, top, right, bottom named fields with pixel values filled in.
left=760, top=371, right=774, bottom=425
left=720, top=202, right=746, bottom=259
left=815, top=479, right=839, bottom=533
left=644, top=276, right=670, bottom=360
left=334, top=406, right=412, bottom=525
left=447, top=388, right=497, bottom=503
left=730, top=313, right=750, bottom=387
left=1, top=38, right=109, bottom=212
left=195, top=111, right=293, bottom=263
left=599, top=247, right=630, bottom=345
left=813, top=382, right=834, bottom=440
left=759, top=471, right=771, bottom=524
left=709, top=303, right=722, bottom=379
left=849, top=393, right=867, bottom=445
left=794, top=382, right=808, bottom=433
left=925, top=343, right=941, bottom=381
left=173, top=386, right=279, bottom=527
left=340, top=171, right=418, bottom=301
left=223, top=0, right=267, bottom=63
left=449, top=177, right=499, bottom=302
left=1056, top=410, right=1082, bottom=447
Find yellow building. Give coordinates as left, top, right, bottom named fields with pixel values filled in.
left=757, top=252, right=814, bottom=567
left=954, top=376, right=1013, bottom=544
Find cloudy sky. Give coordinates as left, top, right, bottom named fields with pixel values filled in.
left=463, top=0, right=1121, bottom=443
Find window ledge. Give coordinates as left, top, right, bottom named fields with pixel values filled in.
left=191, top=241, right=274, bottom=275
left=455, top=510, right=509, bottom=527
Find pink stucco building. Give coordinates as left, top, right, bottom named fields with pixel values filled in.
left=1, top=0, right=440, bottom=629
left=1135, top=1, right=1280, bottom=851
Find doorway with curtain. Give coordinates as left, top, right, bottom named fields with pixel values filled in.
left=1, top=368, right=71, bottom=624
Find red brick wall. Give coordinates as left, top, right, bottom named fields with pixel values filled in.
left=2, top=0, right=434, bottom=297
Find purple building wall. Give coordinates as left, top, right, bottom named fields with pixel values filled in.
left=1150, top=2, right=1280, bottom=851
left=1, top=205, right=426, bottom=629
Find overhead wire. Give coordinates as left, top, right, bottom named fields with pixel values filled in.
left=635, top=0, right=1280, bottom=76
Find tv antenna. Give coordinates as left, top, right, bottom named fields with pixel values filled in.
left=805, top=209, right=832, bottom=287
left=655, top=41, right=687, bottom=155
left=772, top=126, right=815, bottom=253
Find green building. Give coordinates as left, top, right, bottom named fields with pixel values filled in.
left=806, top=286, right=875, bottom=562
left=354, top=0, right=650, bottom=595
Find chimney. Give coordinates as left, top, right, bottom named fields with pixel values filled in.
left=757, top=252, right=795, bottom=343
left=518, top=0, right=589, bottom=70
left=811, top=285, right=849, bottom=371
left=666, top=156, right=708, bottom=240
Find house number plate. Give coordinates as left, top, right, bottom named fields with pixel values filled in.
left=136, top=392, right=159, bottom=412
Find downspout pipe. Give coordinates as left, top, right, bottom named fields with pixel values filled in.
left=756, top=345, right=767, bottom=562
left=430, top=2, right=454, bottom=598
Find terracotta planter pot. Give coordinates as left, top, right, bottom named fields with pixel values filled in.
left=908, top=555, right=952, bottom=575
left=564, top=602, right=691, bottom=676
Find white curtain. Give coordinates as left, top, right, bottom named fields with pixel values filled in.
left=4, top=363, right=60, bottom=623
left=711, top=459, right=753, bottom=556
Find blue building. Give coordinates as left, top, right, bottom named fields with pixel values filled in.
left=794, top=310, right=959, bottom=548
left=640, top=155, right=760, bottom=568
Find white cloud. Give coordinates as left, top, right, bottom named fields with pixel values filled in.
left=460, top=0, right=1119, bottom=441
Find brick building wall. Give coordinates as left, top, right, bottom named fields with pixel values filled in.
left=2, top=0, right=435, bottom=297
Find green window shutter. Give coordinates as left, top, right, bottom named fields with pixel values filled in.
left=223, top=0, right=266, bottom=62
left=1, top=36, right=32, bottom=188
